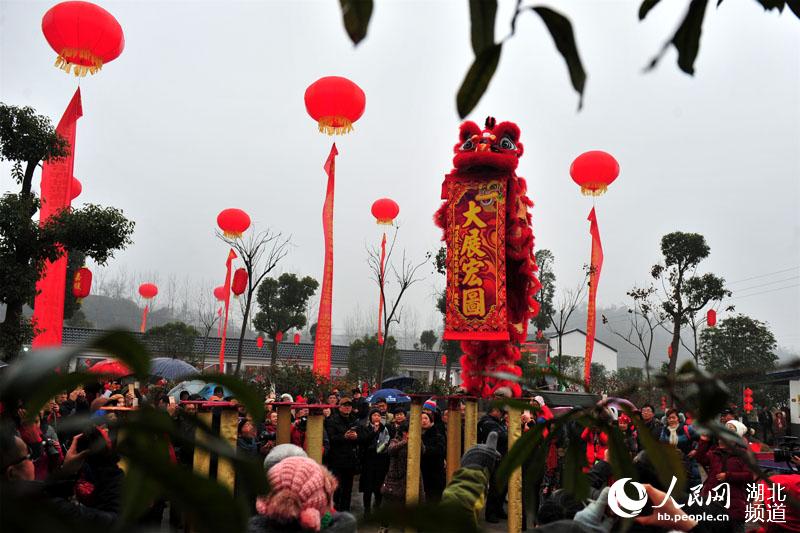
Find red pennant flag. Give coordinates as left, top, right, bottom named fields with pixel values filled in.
left=32, top=88, right=83, bottom=348
left=219, top=249, right=237, bottom=372
left=583, top=207, right=604, bottom=390
left=313, top=143, right=337, bottom=377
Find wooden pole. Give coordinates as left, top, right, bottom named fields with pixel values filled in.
left=446, top=397, right=462, bottom=483
left=192, top=403, right=239, bottom=492
left=464, top=397, right=478, bottom=449
left=306, top=405, right=327, bottom=464
left=507, top=406, right=523, bottom=533
left=405, top=395, right=425, bottom=532
left=276, top=403, right=292, bottom=445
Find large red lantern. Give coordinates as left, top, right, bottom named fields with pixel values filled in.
left=371, top=198, right=399, bottom=225
left=70, top=177, right=82, bottom=201
left=232, top=268, right=248, bottom=296
left=42, top=1, right=125, bottom=77
left=275, top=331, right=283, bottom=343
left=213, top=286, right=227, bottom=301
left=217, top=208, right=251, bottom=239
left=707, top=309, right=717, bottom=327
left=304, top=76, right=366, bottom=135
left=138, top=283, right=158, bottom=299
left=72, top=266, right=92, bottom=301
left=256, top=336, right=264, bottom=349
left=570, top=151, right=619, bottom=196
left=294, top=333, right=301, bottom=345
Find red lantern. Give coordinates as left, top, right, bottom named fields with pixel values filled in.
left=441, top=354, right=447, bottom=366
left=275, top=331, right=284, bottom=343
left=304, top=76, right=366, bottom=135
left=213, top=286, right=226, bottom=301
left=536, top=329, right=544, bottom=340
left=232, top=268, right=248, bottom=296
left=138, top=283, right=158, bottom=299
left=72, top=266, right=92, bottom=301
left=743, top=387, right=754, bottom=413
left=42, top=1, right=125, bottom=77
left=217, top=208, right=251, bottom=238
left=294, top=333, right=301, bottom=345
left=707, top=309, right=717, bottom=327
left=667, top=345, right=673, bottom=358
left=570, top=151, right=619, bottom=196
left=256, top=336, right=264, bottom=349
left=70, top=177, right=82, bottom=201
left=371, top=198, right=399, bottom=225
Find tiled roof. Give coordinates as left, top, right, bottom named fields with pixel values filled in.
left=61, top=327, right=455, bottom=369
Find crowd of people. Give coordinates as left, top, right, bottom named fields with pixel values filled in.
left=3, top=378, right=800, bottom=533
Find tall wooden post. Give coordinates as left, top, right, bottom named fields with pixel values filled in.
left=192, top=403, right=239, bottom=492
left=306, top=405, right=328, bottom=464
left=405, top=395, right=425, bottom=532
left=276, top=403, right=292, bottom=445
left=446, top=397, right=462, bottom=482
left=507, top=406, right=523, bottom=533
left=464, top=397, right=478, bottom=449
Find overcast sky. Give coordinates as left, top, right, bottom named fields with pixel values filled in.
left=2, top=1, right=798, bottom=355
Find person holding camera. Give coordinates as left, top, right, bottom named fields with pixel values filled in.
left=324, top=396, right=364, bottom=512
left=359, top=407, right=390, bottom=516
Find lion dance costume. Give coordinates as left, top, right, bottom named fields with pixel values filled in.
left=435, top=117, right=540, bottom=397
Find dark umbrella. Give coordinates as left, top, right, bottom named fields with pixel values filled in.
left=366, top=388, right=411, bottom=404
left=150, top=358, right=200, bottom=381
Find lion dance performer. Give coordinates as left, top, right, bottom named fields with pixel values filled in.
left=435, top=117, right=540, bottom=397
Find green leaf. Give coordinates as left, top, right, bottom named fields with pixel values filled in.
left=757, top=0, right=786, bottom=11
left=639, top=0, right=662, bottom=20
left=563, top=436, right=590, bottom=500
left=469, top=0, right=497, bottom=55
left=646, top=0, right=709, bottom=75
left=195, top=373, right=265, bottom=422
left=339, top=0, right=373, bottom=46
left=457, top=43, right=502, bottom=118
left=605, top=425, right=637, bottom=480
left=532, top=7, right=587, bottom=110
left=497, top=421, right=545, bottom=483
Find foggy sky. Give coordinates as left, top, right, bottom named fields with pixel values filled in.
left=1, top=0, right=798, bottom=359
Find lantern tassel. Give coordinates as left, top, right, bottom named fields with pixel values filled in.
left=54, top=48, right=103, bottom=77
left=317, top=117, right=354, bottom=136
left=580, top=184, right=608, bottom=197
left=222, top=230, right=243, bottom=239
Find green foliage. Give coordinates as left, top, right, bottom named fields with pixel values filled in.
left=347, top=334, right=399, bottom=385
left=419, top=329, right=438, bottom=351
left=338, top=0, right=373, bottom=45
left=700, top=314, right=778, bottom=388
left=0, top=103, right=69, bottom=172
left=533, top=249, right=555, bottom=333
left=62, top=250, right=86, bottom=320
left=245, top=362, right=355, bottom=400
left=144, top=321, right=200, bottom=361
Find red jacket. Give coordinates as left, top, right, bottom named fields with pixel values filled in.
left=693, top=439, right=752, bottom=521
left=581, top=428, right=608, bottom=466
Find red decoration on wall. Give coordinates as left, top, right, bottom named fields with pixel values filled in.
left=31, top=89, right=83, bottom=349
left=570, top=151, right=619, bottom=196
left=275, top=331, right=284, bottom=343
left=371, top=198, right=399, bottom=225
left=70, top=177, right=82, bottom=201
left=583, top=208, right=604, bottom=391
left=256, top=336, right=264, bottom=349
left=293, top=333, right=300, bottom=345
left=231, top=268, right=248, bottom=296
left=72, top=267, right=92, bottom=301
left=42, top=1, right=125, bottom=76
left=217, top=208, right=251, bottom=239
left=213, top=286, right=226, bottom=301
left=304, top=76, right=366, bottom=135
left=707, top=309, right=717, bottom=327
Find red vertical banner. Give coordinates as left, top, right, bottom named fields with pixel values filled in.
left=140, top=305, right=149, bottom=333
left=443, top=176, right=509, bottom=341
left=32, top=88, right=83, bottom=348
left=583, top=207, right=604, bottom=390
left=377, top=232, right=386, bottom=345
left=313, top=143, right=337, bottom=377
left=218, top=249, right=237, bottom=372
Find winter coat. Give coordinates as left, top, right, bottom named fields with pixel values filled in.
left=477, top=414, right=507, bottom=455
left=247, top=511, right=358, bottom=533
left=420, top=426, right=447, bottom=502
left=358, top=421, right=390, bottom=494
left=637, top=418, right=663, bottom=449
left=324, top=411, right=362, bottom=470
left=660, top=424, right=700, bottom=487
left=693, top=439, right=752, bottom=521
left=580, top=428, right=608, bottom=466
left=381, top=435, right=424, bottom=503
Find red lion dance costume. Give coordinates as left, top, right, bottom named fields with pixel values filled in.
left=435, top=117, right=540, bottom=397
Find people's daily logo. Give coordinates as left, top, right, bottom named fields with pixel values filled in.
left=608, top=478, right=648, bottom=518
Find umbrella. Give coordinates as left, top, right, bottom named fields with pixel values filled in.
left=366, top=388, right=411, bottom=404
left=167, top=380, right=207, bottom=400
left=197, top=383, right=234, bottom=400
left=150, top=358, right=200, bottom=381
left=381, top=376, right=418, bottom=390
left=88, top=359, right=133, bottom=377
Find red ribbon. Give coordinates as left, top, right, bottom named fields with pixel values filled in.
left=219, top=249, right=237, bottom=372
left=140, top=305, right=149, bottom=333
left=584, top=207, right=604, bottom=390
left=313, top=143, right=337, bottom=377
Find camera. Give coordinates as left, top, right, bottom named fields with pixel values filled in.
left=773, top=436, right=800, bottom=468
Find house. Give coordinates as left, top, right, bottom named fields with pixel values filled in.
left=524, top=328, right=618, bottom=375
left=60, top=327, right=461, bottom=384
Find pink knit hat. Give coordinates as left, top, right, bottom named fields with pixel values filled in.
left=255, top=456, right=338, bottom=531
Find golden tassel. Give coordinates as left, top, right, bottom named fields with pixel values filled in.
left=580, top=184, right=608, bottom=197
left=317, top=117, right=354, bottom=136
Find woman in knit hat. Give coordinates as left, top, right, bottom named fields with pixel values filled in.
left=249, top=456, right=356, bottom=533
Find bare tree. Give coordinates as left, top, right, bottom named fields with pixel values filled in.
left=367, top=227, right=428, bottom=384
left=549, top=267, right=590, bottom=375
left=193, top=284, right=221, bottom=370
left=217, top=228, right=290, bottom=375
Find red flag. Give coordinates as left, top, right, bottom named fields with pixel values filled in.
left=219, top=249, right=237, bottom=372
left=377, top=232, right=386, bottom=345
left=32, top=89, right=83, bottom=348
left=313, top=143, right=337, bottom=377
left=583, top=207, right=604, bottom=390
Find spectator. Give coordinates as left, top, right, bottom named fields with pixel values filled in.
left=324, top=396, right=362, bottom=512
left=478, top=405, right=508, bottom=523
left=381, top=422, right=424, bottom=506
left=238, top=418, right=259, bottom=458
left=389, top=407, right=406, bottom=437
left=759, top=406, right=774, bottom=444
left=420, top=411, right=446, bottom=503
left=774, top=410, right=788, bottom=441
left=291, top=406, right=310, bottom=450
left=359, top=408, right=390, bottom=516
left=326, top=393, right=339, bottom=407
left=660, top=408, right=700, bottom=487
left=373, top=399, right=393, bottom=426
left=637, top=404, right=663, bottom=448
left=617, top=414, right=638, bottom=456
left=257, top=411, right=279, bottom=457
left=351, top=388, right=368, bottom=420
left=209, top=386, right=225, bottom=401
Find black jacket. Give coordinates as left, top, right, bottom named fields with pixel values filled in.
left=324, top=411, right=363, bottom=470
left=420, top=426, right=447, bottom=501
left=478, top=414, right=508, bottom=455
left=358, top=421, right=390, bottom=493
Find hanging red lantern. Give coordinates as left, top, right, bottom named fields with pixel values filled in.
left=70, top=177, right=82, bottom=201
left=275, top=331, right=284, bottom=343
left=294, top=333, right=301, bottom=345
left=231, top=268, right=248, bottom=296
left=667, top=345, right=673, bottom=358
left=217, top=208, right=251, bottom=238
left=707, top=309, right=717, bottom=327
left=371, top=198, right=399, bottom=225
left=256, top=336, right=264, bottom=349
left=304, top=76, right=366, bottom=135
left=536, top=329, right=544, bottom=340
left=570, top=151, right=619, bottom=196
left=138, top=283, right=158, bottom=299
left=72, top=266, right=92, bottom=301
left=441, top=354, right=447, bottom=366
left=213, top=285, right=227, bottom=301
left=41, top=1, right=125, bottom=77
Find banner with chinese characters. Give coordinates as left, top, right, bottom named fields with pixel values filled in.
left=312, top=143, right=337, bottom=377
left=443, top=176, right=509, bottom=341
